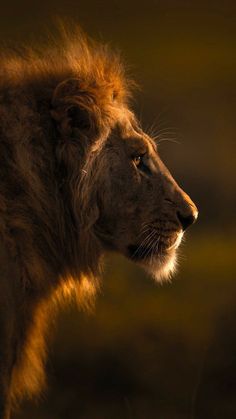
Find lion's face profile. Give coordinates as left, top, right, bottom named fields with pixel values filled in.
left=51, top=68, right=197, bottom=283
left=94, top=120, right=198, bottom=281
left=75, top=111, right=198, bottom=282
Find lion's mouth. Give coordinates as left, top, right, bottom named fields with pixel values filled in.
left=127, top=231, right=183, bottom=262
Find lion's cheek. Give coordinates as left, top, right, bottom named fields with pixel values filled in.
left=142, top=250, right=178, bottom=283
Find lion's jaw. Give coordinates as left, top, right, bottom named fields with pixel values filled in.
left=133, top=230, right=184, bottom=282
left=142, top=249, right=177, bottom=282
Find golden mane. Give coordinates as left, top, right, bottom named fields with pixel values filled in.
left=0, top=25, right=133, bottom=105
left=0, top=26, right=135, bottom=410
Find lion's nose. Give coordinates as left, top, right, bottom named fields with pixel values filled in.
left=177, top=206, right=198, bottom=231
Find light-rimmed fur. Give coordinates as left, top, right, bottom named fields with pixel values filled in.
left=0, top=25, right=197, bottom=418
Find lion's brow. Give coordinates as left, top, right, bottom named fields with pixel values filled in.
left=125, top=137, right=148, bottom=155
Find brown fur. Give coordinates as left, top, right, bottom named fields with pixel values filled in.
left=0, top=26, right=197, bottom=418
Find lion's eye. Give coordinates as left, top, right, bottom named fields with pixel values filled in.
left=133, top=156, right=142, bottom=166
left=132, top=153, right=151, bottom=176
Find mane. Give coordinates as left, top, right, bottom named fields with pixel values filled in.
left=0, top=24, right=134, bottom=290
left=0, top=27, right=135, bottom=313
left=0, top=25, right=139, bottom=407
left=0, top=25, right=133, bottom=103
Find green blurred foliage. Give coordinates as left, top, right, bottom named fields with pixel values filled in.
left=1, top=1, right=235, bottom=418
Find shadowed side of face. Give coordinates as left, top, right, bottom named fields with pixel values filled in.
left=96, top=116, right=198, bottom=282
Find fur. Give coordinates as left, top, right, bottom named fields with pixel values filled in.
left=0, top=25, right=197, bottom=418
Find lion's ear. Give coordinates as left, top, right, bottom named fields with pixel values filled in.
left=51, top=78, right=98, bottom=140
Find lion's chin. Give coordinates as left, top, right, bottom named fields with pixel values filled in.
left=141, top=250, right=177, bottom=283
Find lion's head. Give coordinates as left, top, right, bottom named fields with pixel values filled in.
left=93, top=123, right=198, bottom=282
left=49, top=32, right=198, bottom=283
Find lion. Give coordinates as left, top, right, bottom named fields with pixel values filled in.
left=0, top=26, right=198, bottom=418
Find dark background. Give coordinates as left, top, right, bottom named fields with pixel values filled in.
left=1, top=1, right=236, bottom=418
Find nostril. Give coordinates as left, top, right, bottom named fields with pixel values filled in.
left=177, top=210, right=197, bottom=231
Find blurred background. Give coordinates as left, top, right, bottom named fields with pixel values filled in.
left=1, top=1, right=236, bottom=418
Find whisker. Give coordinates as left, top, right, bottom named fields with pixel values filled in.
left=131, top=229, right=156, bottom=259
left=139, top=232, right=157, bottom=259
left=138, top=224, right=151, bottom=237
left=137, top=230, right=157, bottom=258
left=156, top=138, right=181, bottom=145
left=148, top=126, right=177, bottom=136
left=151, top=235, right=160, bottom=264
left=145, top=109, right=171, bottom=133
left=153, top=135, right=178, bottom=142
left=154, top=127, right=177, bottom=134
left=144, top=238, right=156, bottom=260
left=140, top=230, right=160, bottom=260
